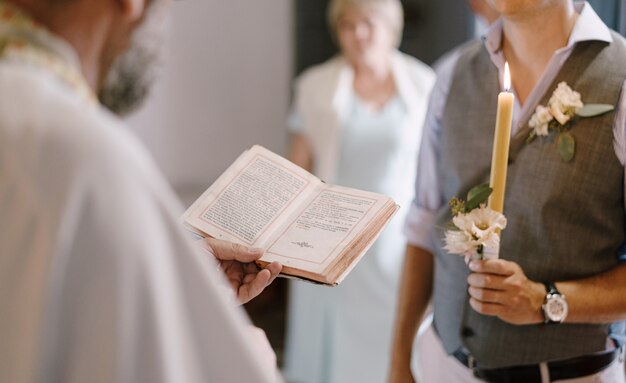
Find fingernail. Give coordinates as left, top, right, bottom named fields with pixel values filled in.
left=469, top=261, right=479, bottom=271
left=248, top=247, right=263, bottom=253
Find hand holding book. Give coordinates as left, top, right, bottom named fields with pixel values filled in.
left=196, top=237, right=282, bottom=303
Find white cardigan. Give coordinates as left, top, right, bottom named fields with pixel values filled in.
left=293, top=50, right=435, bottom=183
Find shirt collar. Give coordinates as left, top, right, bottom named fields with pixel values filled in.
left=0, top=2, right=83, bottom=74
left=0, top=2, right=96, bottom=104
left=482, top=1, right=612, bottom=56
left=568, top=1, right=612, bottom=45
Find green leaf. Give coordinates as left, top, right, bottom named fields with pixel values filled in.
left=465, top=184, right=492, bottom=211
left=576, top=104, right=614, bottom=118
left=467, top=183, right=491, bottom=201
left=558, top=133, right=575, bottom=162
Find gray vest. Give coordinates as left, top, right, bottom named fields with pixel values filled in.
left=432, top=34, right=626, bottom=368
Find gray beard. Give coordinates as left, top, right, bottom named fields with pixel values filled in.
left=98, top=4, right=166, bottom=116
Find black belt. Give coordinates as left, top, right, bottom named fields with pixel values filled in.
left=452, top=347, right=621, bottom=383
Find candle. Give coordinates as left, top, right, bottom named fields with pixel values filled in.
left=488, top=62, right=514, bottom=213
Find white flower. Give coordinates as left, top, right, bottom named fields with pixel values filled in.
left=528, top=105, right=553, bottom=136
left=444, top=230, right=478, bottom=257
left=548, top=82, right=583, bottom=125
left=444, top=205, right=507, bottom=258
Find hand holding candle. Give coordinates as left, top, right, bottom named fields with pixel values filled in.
left=488, top=62, right=514, bottom=213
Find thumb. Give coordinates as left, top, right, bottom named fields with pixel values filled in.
left=201, top=237, right=264, bottom=263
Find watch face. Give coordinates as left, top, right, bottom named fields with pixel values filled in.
left=545, top=294, right=568, bottom=322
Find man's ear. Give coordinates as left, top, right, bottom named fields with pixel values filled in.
left=116, top=0, right=146, bottom=22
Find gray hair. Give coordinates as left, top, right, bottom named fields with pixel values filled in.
left=327, top=0, right=404, bottom=47
left=98, top=1, right=166, bottom=115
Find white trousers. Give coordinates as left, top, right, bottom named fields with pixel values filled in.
left=416, top=324, right=626, bottom=383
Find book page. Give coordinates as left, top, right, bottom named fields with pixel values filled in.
left=184, top=146, right=318, bottom=246
left=261, top=185, right=391, bottom=274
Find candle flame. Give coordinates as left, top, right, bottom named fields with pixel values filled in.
left=504, top=62, right=511, bottom=91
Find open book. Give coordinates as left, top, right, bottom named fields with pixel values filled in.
left=183, top=145, right=399, bottom=286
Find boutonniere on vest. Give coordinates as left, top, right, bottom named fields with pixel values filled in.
left=527, top=82, right=614, bottom=162
left=443, top=184, right=507, bottom=263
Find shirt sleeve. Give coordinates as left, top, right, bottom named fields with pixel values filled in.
left=403, top=49, right=462, bottom=252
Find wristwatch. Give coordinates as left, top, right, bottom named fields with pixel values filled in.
left=542, top=282, right=568, bottom=324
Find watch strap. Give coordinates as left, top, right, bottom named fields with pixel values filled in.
left=543, top=281, right=559, bottom=295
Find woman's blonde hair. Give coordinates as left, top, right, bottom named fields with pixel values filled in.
left=327, top=0, right=404, bottom=47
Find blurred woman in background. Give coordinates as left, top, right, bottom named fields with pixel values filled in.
left=283, top=0, right=435, bottom=381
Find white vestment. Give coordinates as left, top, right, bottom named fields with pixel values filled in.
left=0, top=19, right=280, bottom=383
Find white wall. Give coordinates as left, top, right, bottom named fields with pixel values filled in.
left=128, top=0, right=293, bottom=204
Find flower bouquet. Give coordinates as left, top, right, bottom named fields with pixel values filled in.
left=527, top=82, right=614, bottom=162
left=444, top=184, right=507, bottom=262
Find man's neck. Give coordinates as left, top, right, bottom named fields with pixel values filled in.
left=501, top=2, right=578, bottom=104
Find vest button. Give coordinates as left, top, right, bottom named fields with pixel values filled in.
left=461, top=326, right=475, bottom=337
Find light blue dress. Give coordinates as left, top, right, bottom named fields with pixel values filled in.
left=284, top=91, right=419, bottom=383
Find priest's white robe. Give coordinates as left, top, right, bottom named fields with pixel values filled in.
left=0, top=26, right=281, bottom=383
